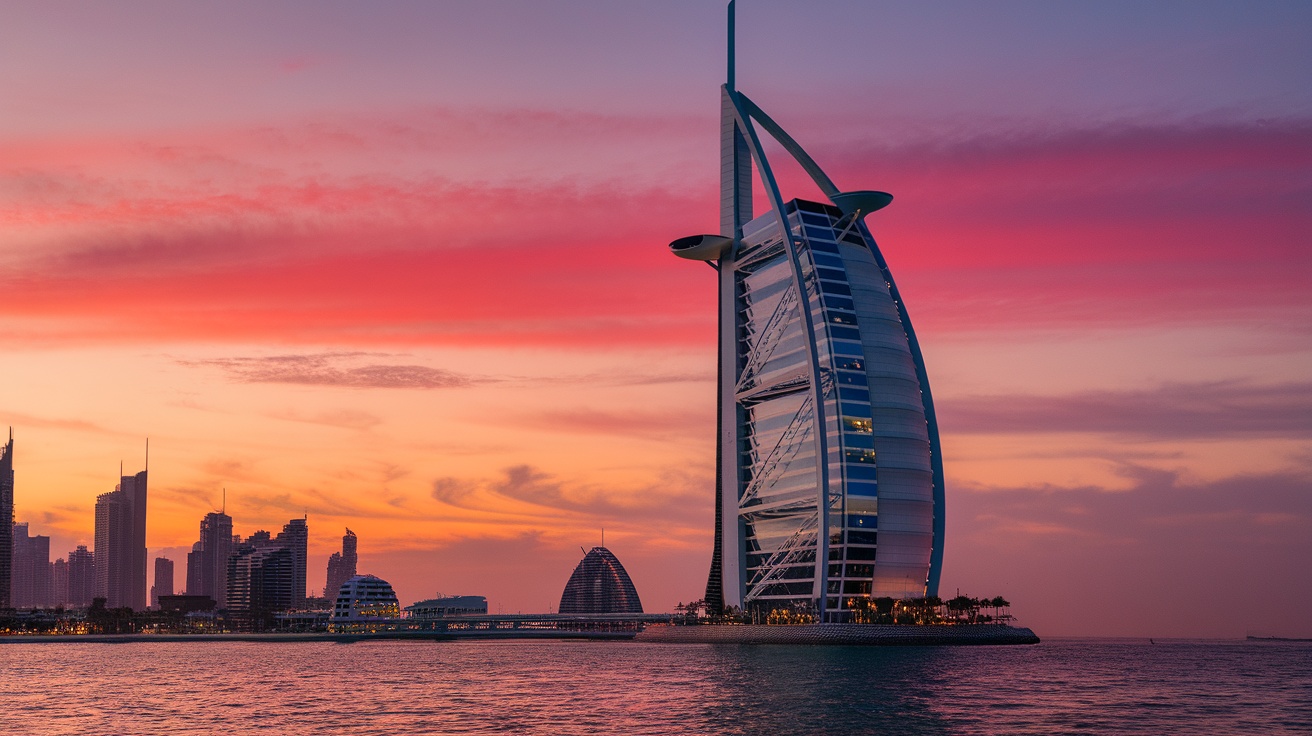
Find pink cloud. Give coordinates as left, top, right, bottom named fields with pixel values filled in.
left=1, top=114, right=1307, bottom=347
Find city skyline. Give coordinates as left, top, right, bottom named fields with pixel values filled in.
left=1, top=1, right=1309, bottom=637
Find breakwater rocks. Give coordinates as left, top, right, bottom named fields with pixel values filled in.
left=636, top=623, right=1040, bottom=646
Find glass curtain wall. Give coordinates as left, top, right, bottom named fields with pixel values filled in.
left=734, top=200, right=934, bottom=615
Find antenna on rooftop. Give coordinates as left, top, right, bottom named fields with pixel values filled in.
left=222, top=487, right=227, bottom=515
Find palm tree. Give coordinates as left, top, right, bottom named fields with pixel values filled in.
left=990, top=596, right=1011, bottom=623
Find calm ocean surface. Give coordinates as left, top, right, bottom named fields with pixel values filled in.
left=0, top=638, right=1309, bottom=735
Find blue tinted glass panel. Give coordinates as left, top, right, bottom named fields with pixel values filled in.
left=829, top=325, right=861, bottom=341
left=823, top=296, right=854, bottom=310
left=847, top=465, right=878, bottom=480
left=829, top=312, right=857, bottom=325
left=816, top=267, right=846, bottom=282
left=812, top=253, right=844, bottom=269
left=819, top=281, right=851, bottom=296
left=836, top=357, right=864, bottom=371
left=838, top=386, right=870, bottom=402
left=847, top=480, right=878, bottom=496
left=840, top=403, right=869, bottom=417
left=837, top=371, right=867, bottom=385
left=832, top=340, right=863, bottom=356
left=844, top=433, right=874, bottom=449
left=809, top=240, right=839, bottom=254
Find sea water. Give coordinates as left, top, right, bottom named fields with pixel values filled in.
left=0, top=638, right=1308, bottom=734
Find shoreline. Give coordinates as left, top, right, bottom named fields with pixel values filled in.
left=637, top=623, right=1040, bottom=646
left=0, top=623, right=1040, bottom=646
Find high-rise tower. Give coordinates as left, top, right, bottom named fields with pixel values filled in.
left=324, top=528, right=357, bottom=599
left=187, top=511, right=233, bottom=608
left=669, top=2, right=945, bottom=620
left=0, top=429, right=13, bottom=609
left=276, top=517, right=308, bottom=606
left=94, top=458, right=149, bottom=610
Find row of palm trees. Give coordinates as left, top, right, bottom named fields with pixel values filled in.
left=672, top=594, right=1013, bottom=625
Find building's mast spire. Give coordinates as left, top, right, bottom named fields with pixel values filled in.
left=727, top=0, right=736, bottom=91
left=222, top=487, right=226, bottom=515
left=144, top=437, right=149, bottom=472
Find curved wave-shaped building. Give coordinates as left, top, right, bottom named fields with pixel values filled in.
left=669, top=2, right=945, bottom=621
left=558, top=547, right=643, bottom=614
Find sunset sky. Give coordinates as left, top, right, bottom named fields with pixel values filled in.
left=2, top=0, right=1309, bottom=638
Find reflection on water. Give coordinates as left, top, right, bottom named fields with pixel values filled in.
left=0, top=638, right=1308, bottom=735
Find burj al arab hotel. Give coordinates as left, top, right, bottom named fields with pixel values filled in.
left=669, top=2, right=945, bottom=621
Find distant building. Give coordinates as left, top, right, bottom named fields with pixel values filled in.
left=323, top=528, right=357, bottom=599
left=186, top=511, right=232, bottom=609
left=331, top=574, right=399, bottom=623
left=93, top=468, right=148, bottom=610
left=227, top=541, right=294, bottom=631
left=277, top=517, right=308, bottom=606
left=11, top=522, right=51, bottom=608
left=67, top=545, right=95, bottom=606
left=0, top=429, right=13, bottom=609
left=558, top=547, right=643, bottom=614
left=405, top=595, right=488, bottom=619
left=151, top=557, right=174, bottom=608
left=223, top=519, right=306, bottom=630
left=51, top=558, right=68, bottom=606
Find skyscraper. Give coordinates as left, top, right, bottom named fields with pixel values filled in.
left=67, top=545, right=95, bottom=606
left=668, top=2, right=944, bottom=620
left=52, top=557, right=68, bottom=606
left=93, top=460, right=148, bottom=610
left=276, top=517, right=308, bottom=606
left=11, top=522, right=51, bottom=608
left=187, top=511, right=233, bottom=608
left=118, top=468, right=149, bottom=611
left=151, top=556, right=174, bottom=608
left=0, top=429, right=13, bottom=609
left=324, top=528, right=357, bottom=599
left=94, top=488, right=132, bottom=608
left=227, top=531, right=295, bottom=631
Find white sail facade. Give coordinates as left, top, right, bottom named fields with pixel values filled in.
left=670, top=2, right=944, bottom=621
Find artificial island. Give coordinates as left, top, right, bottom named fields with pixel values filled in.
left=0, top=2, right=1035, bottom=647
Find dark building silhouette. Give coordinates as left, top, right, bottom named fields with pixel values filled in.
left=11, top=522, right=51, bottom=607
left=52, top=557, right=68, bottom=605
left=558, top=546, right=643, bottom=614
left=223, top=518, right=307, bottom=629
left=186, top=511, right=233, bottom=608
left=277, top=517, right=308, bottom=606
left=227, top=535, right=294, bottom=631
left=67, top=545, right=95, bottom=606
left=151, top=556, right=174, bottom=608
left=94, top=466, right=148, bottom=610
left=0, top=429, right=13, bottom=609
left=324, top=528, right=357, bottom=598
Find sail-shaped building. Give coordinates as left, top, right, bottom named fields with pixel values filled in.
left=669, top=2, right=945, bottom=621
